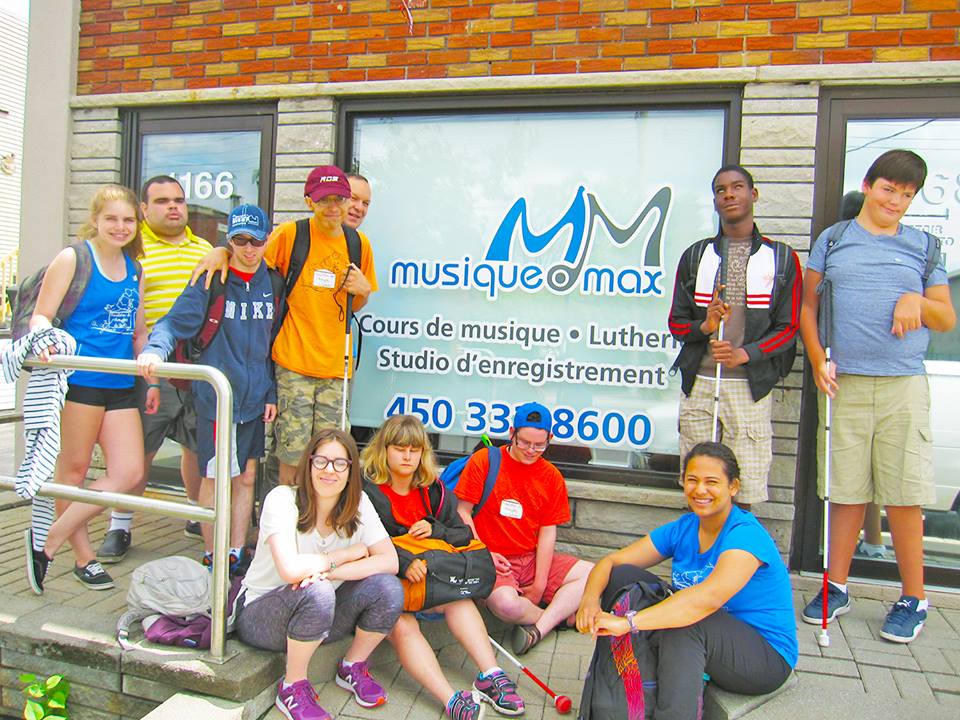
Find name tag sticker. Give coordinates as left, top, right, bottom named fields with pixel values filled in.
left=499, top=499, right=523, bottom=519
left=313, top=269, right=336, bottom=288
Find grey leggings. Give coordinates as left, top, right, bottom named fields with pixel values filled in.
left=237, top=573, right=403, bottom=651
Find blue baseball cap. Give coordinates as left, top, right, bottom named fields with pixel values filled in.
left=513, top=402, right=553, bottom=433
left=227, top=204, right=269, bottom=242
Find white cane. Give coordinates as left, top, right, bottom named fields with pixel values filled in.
left=340, top=269, right=354, bottom=432
left=711, top=239, right=728, bottom=443
left=817, top=278, right=834, bottom=648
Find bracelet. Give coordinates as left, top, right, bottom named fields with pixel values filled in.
left=326, top=555, right=337, bottom=572
left=147, top=383, right=161, bottom=389
left=624, top=610, right=638, bottom=633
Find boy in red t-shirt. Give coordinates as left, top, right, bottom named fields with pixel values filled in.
left=456, top=402, right=594, bottom=655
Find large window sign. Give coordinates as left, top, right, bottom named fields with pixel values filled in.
left=349, top=108, right=727, bottom=470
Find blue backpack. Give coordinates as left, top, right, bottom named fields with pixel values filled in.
left=439, top=445, right=501, bottom=516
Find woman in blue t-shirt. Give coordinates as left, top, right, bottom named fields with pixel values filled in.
left=577, top=442, right=797, bottom=718
left=26, top=184, right=148, bottom=594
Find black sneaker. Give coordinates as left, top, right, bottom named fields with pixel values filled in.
left=96, top=529, right=131, bottom=564
left=73, top=560, right=115, bottom=590
left=184, top=521, right=202, bottom=539
left=24, top=528, right=50, bottom=595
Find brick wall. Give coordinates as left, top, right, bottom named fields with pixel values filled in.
left=76, top=0, right=960, bottom=93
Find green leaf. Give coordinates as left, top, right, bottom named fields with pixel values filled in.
left=18, top=673, right=36, bottom=685
left=45, top=675, right=63, bottom=690
left=24, top=699, right=44, bottom=720
left=48, top=695, right=65, bottom=709
left=26, top=683, right=44, bottom=698
left=50, top=690, right=67, bottom=705
left=47, top=716, right=68, bottom=720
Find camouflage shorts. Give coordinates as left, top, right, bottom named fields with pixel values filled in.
left=274, top=366, right=350, bottom=466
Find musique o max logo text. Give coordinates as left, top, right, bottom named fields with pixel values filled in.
left=388, top=185, right=671, bottom=300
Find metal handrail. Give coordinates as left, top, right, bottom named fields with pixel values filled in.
left=0, top=354, right=233, bottom=660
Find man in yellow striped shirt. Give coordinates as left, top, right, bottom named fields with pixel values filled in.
left=97, top=176, right=213, bottom=563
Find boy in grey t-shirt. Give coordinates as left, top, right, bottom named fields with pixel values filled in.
left=799, top=149, right=956, bottom=643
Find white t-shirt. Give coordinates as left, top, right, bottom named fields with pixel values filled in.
left=241, top=485, right=390, bottom=605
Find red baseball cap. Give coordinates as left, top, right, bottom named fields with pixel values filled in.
left=304, top=166, right=351, bottom=201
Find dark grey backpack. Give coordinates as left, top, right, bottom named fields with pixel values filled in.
left=7, top=242, right=94, bottom=341
left=579, top=577, right=671, bottom=720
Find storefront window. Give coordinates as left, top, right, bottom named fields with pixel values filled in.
left=345, top=102, right=733, bottom=483
left=140, top=130, right=263, bottom=245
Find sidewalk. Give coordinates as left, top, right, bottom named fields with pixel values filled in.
left=0, top=496, right=957, bottom=719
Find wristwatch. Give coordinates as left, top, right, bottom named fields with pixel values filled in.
left=624, top=610, right=638, bottom=633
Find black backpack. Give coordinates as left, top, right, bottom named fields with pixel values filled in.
left=169, top=267, right=285, bottom=391
left=579, top=576, right=671, bottom=720
left=284, top=219, right=364, bottom=364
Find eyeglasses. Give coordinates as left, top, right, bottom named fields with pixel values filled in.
left=229, top=234, right=267, bottom=247
left=512, top=436, right=548, bottom=453
left=310, top=455, right=351, bottom=472
left=313, top=195, right=347, bottom=206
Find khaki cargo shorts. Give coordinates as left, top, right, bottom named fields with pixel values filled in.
left=274, top=366, right=349, bottom=466
left=679, top=376, right=773, bottom=505
left=817, top=374, right=935, bottom=506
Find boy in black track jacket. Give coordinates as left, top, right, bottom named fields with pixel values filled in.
left=668, top=165, right=801, bottom=507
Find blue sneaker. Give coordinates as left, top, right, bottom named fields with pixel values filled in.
left=801, top=582, right=851, bottom=625
left=880, top=595, right=926, bottom=644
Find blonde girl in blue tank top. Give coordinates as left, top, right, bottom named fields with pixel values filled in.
left=27, top=184, right=149, bottom=593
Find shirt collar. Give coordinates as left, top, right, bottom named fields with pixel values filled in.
left=141, top=221, right=203, bottom=247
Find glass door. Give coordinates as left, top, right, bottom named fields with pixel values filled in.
left=123, top=104, right=277, bottom=491
left=797, top=87, right=960, bottom=586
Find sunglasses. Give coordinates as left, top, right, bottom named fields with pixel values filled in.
left=229, top=234, right=267, bottom=247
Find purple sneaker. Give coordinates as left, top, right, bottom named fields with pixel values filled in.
left=474, top=668, right=525, bottom=715
left=447, top=690, right=482, bottom=719
left=335, top=659, right=387, bottom=708
left=275, top=679, right=330, bottom=720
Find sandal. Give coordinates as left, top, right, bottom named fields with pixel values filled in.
left=510, top=623, right=541, bottom=656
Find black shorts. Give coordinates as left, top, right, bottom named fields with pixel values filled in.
left=66, top=384, right=138, bottom=412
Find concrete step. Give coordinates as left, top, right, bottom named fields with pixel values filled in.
left=0, top=591, right=283, bottom=720
left=141, top=690, right=273, bottom=720
left=704, top=672, right=799, bottom=720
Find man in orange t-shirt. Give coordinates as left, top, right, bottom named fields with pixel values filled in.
left=189, top=166, right=377, bottom=488
left=267, top=166, right=378, bottom=485
left=456, top=402, right=594, bottom=656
